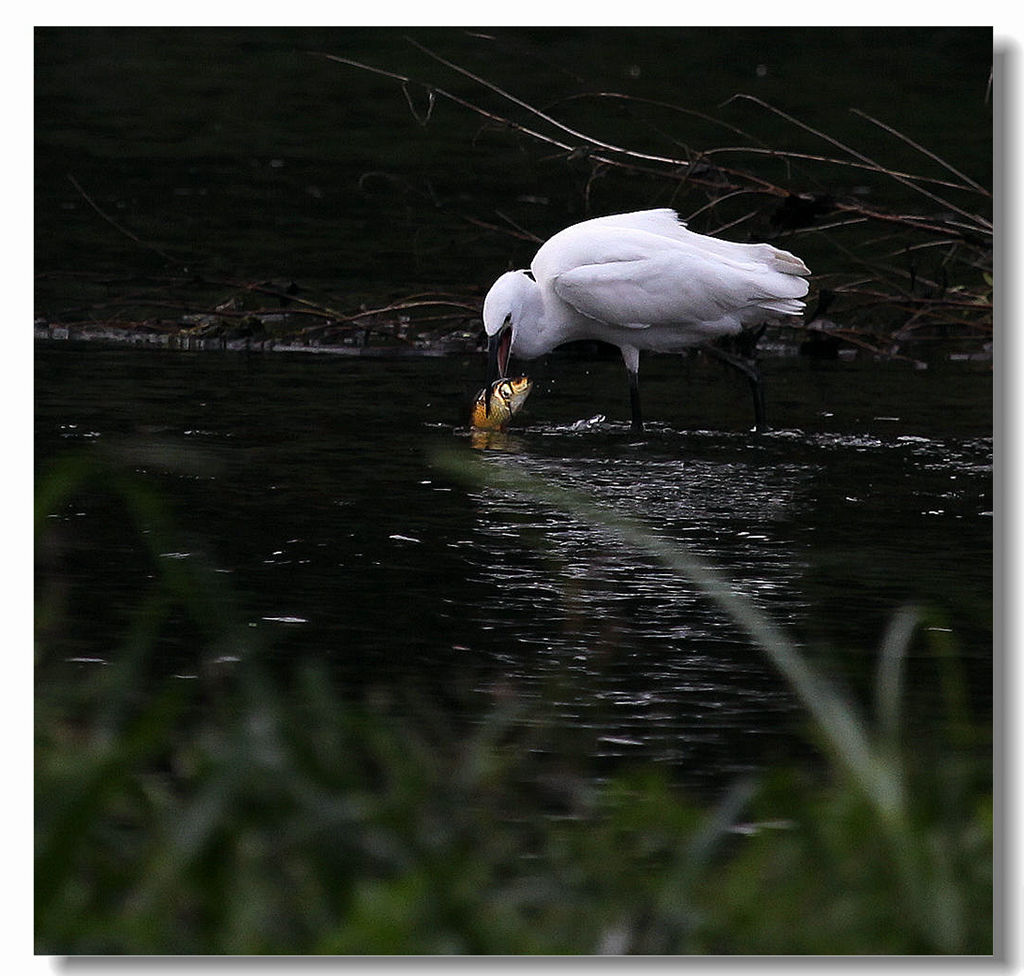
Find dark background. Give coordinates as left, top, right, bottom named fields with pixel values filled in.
left=35, top=27, right=993, bottom=318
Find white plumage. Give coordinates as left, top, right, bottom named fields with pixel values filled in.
left=483, top=208, right=810, bottom=431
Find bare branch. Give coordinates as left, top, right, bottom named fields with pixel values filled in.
left=849, top=107, right=990, bottom=197
left=312, top=51, right=581, bottom=158
left=723, top=94, right=992, bottom=233
left=700, top=144, right=989, bottom=197
left=67, top=174, right=178, bottom=264
left=404, top=37, right=693, bottom=169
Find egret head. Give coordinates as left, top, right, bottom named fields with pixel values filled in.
left=483, top=270, right=535, bottom=406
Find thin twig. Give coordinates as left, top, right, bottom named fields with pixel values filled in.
left=706, top=208, right=764, bottom=239
left=405, top=37, right=692, bottom=169
left=545, top=90, right=771, bottom=149
left=684, top=189, right=770, bottom=223
left=492, top=210, right=545, bottom=243
left=312, top=52, right=582, bottom=161
left=850, top=108, right=990, bottom=197
left=700, top=144, right=988, bottom=196
left=458, top=213, right=544, bottom=244
left=66, top=174, right=178, bottom=264
left=328, top=298, right=480, bottom=324
left=831, top=201, right=983, bottom=241
left=722, top=95, right=992, bottom=233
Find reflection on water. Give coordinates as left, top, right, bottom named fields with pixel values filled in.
left=458, top=398, right=991, bottom=785
left=35, top=344, right=992, bottom=794
left=462, top=446, right=814, bottom=784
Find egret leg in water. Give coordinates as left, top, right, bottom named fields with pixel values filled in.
left=628, top=366, right=643, bottom=434
left=705, top=324, right=768, bottom=433
left=482, top=208, right=810, bottom=433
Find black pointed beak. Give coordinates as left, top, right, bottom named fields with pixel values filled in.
left=485, top=325, right=509, bottom=413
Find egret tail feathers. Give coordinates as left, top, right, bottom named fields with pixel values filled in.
left=765, top=246, right=811, bottom=277
left=758, top=296, right=807, bottom=317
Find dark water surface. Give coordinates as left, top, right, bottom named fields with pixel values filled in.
left=35, top=342, right=992, bottom=794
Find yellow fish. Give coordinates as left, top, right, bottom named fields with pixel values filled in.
left=471, top=376, right=532, bottom=431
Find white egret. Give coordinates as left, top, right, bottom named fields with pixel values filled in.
left=483, top=208, right=810, bottom=432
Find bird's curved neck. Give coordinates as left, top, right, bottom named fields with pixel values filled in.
left=510, top=277, right=551, bottom=359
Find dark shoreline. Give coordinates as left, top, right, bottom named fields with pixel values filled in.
left=33, top=319, right=993, bottom=366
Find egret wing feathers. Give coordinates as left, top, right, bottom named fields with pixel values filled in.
left=534, top=208, right=810, bottom=278
left=551, top=248, right=808, bottom=331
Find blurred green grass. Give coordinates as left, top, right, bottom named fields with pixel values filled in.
left=35, top=446, right=992, bottom=955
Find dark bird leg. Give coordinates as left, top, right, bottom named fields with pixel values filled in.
left=705, top=331, right=768, bottom=432
left=628, top=367, right=644, bottom=433
left=620, top=344, right=644, bottom=434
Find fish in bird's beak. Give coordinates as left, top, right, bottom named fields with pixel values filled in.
left=485, top=319, right=513, bottom=413
left=472, top=376, right=532, bottom=431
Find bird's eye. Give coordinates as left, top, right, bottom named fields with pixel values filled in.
left=503, top=313, right=512, bottom=328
